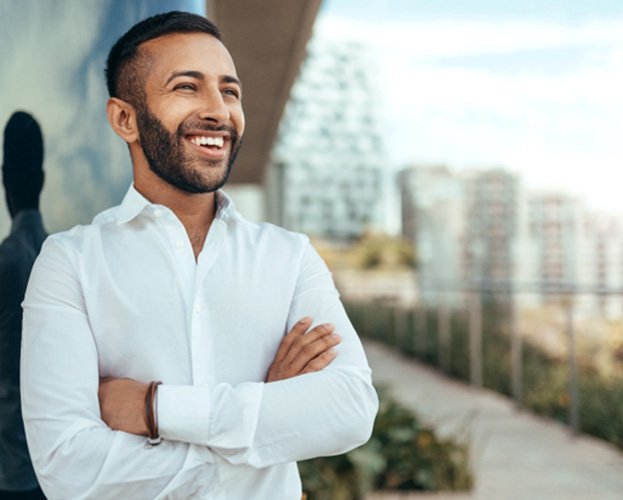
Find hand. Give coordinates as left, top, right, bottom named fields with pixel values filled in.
left=98, top=377, right=149, bottom=435
left=266, top=317, right=341, bottom=382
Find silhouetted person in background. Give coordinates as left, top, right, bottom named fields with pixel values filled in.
left=0, top=111, right=47, bottom=500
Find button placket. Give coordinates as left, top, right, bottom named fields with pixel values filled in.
left=190, top=295, right=211, bottom=383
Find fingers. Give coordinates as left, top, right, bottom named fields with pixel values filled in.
left=301, top=347, right=338, bottom=374
left=283, top=323, right=341, bottom=374
left=265, top=317, right=342, bottom=382
left=272, top=316, right=313, bottom=363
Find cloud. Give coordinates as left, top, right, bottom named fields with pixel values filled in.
left=315, top=13, right=623, bottom=214
left=316, top=16, right=623, bottom=57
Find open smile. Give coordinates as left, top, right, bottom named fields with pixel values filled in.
left=185, top=132, right=230, bottom=160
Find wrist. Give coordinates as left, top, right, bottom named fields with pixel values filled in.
left=144, top=381, right=162, bottom=446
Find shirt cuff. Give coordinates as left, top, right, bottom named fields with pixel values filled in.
left=157, top=383, right=264, bottom=448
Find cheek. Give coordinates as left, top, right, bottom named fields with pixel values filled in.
left=235, top=109, right=245, bottom=137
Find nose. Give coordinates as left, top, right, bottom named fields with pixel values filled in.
left=198, top=87, right=230, bottom=124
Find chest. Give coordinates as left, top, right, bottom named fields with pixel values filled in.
left=81, top=231, right=298, bottom=385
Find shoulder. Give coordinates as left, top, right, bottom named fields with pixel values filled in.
left=43, top=202, right=123, bottom=253
left=229, top=214, right=310, bottom=251
left=0, top=232, right=28, bottom=274
left=0, top=240, right=19, bottom=281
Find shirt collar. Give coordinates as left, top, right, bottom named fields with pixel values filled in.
left=115, top=184, right=236, bottom=225
left=115, top=185, right=149, bottom=225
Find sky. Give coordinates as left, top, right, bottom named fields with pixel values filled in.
left=316, top=0, right=623, bottom=214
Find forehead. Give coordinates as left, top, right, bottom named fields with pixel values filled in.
left=140, top=32, right=238, bottom=82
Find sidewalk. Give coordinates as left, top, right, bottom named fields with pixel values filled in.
left=363, top=340, right=623, bottom=500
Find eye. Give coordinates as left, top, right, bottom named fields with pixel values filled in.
left=223, top=87, right=241, bottom=99
left=173, top=82, right=197, bottom=92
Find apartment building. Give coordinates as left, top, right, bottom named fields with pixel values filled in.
left=265, top=37, right=384, bottom=240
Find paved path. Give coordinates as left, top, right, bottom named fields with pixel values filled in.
left=363, top=340, right=623, bottom=500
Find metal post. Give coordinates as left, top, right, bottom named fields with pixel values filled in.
left=362, top=300, right=370, bottom=338
left=416, top=295, right=427, bottom=357
left=509, top=294, right=523, bottom=409
left=565, top=297, right=579, bottom=434
left=438, top=293, right=451, bottom=373
left=394, top=304, right=406, bottom=351
left=469, top=290, right=483, bottom=387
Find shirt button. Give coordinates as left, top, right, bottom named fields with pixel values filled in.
left=154, top=208, right=163, bottom=217
left=175, top=240, right=184, bottom=249
left=194, top=304, right=203, bottom=313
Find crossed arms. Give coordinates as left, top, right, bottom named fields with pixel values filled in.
left=98, top=318, right=341, bottom=436
left=21, top=236, right=378, bottom=499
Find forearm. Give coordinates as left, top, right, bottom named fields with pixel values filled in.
left=21, top=309, right=189, bottom=500
left=251, top=366, right=377, bottom=466
left=156, top=365, right=377, bottom=467
left=25, top=422, right=188, bottom=500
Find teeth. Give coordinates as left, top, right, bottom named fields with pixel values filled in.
left=190, top=136, right=224, bottom=148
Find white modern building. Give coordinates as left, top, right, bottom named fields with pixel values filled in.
left=265, top=37, right=385, bottom=240
left=400, top=165, right=467, bottom=294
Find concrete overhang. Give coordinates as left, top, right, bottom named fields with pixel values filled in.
left=207, top=0, right=322, bottom=185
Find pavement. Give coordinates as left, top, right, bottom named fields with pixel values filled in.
left=362, top=340, right=623, bottom=500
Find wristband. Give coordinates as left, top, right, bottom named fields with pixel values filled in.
left=145, top=381, right=162, bottom=447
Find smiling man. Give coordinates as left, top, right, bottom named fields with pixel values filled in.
left=19, top=11, right=377, bottom=500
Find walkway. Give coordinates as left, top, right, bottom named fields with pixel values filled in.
left=363, top=340, right=623, bottom=500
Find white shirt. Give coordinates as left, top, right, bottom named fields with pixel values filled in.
left=20, top=186, right=378, bottom=500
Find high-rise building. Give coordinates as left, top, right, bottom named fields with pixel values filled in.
left=527, top=193, right=586, bottom=294
left=463, top=169, right=521, bottom=290
left=401, top=164, right=623, bottom=319
left=401, top=165, right=523, bottom=295
left=265, top=37, right=384, bottom=240
left=581, top=212, right=623, bottom=316
left=399, top=165, right=467, bottom=293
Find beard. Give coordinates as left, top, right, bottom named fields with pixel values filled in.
left=135, top=107, right=241, bottom=194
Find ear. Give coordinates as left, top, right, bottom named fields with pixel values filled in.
left=106, top=97, right=139, bottom=144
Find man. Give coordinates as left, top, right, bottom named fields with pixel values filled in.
left=21, top=11, right=378, bottom=499
left=0, top=111, right=47, bottom=500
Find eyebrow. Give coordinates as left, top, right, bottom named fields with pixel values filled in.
left=165, top=70, right=242, bottom=90
left=221, top=75, right=243, bottom=90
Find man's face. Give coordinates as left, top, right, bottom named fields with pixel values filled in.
left=134, top=33, right=245, bottom=193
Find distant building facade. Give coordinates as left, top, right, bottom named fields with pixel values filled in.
left=399, top=165, right=467, bottom=294
left=527, top=193, right=586, bottom=294
left=401, top=164, right=623, bottom=318
left=463, top=169, right=521, bottom=289
left=265, top=37, right=384, bottom=240
left=400, top=166, right=523, bottom=291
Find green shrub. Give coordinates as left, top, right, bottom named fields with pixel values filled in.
left=299, top=388, right=473, bottom=499
left=347, top=300, right=623, bottom=451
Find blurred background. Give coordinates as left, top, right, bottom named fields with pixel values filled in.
left=2, top=0, right=623, bottom=497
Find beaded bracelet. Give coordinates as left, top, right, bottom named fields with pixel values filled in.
left=145, top=381, right=162, bottom=447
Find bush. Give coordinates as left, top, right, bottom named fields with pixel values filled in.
left=348, top=300, right=623, bottom=451
left=299, top=388, right=473, bottom=499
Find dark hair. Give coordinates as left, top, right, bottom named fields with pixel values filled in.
left=2, top=111, right=44, bottom=212
left=105, top=11, right=221, bottom=105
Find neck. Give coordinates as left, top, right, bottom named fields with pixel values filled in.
left=10, top=205, right=38, bottom=220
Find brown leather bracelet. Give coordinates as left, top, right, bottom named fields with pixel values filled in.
left=145, top=381, right=162, bottom=446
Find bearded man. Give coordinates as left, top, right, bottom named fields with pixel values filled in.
left=20, top=11, right=378, bottom=500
